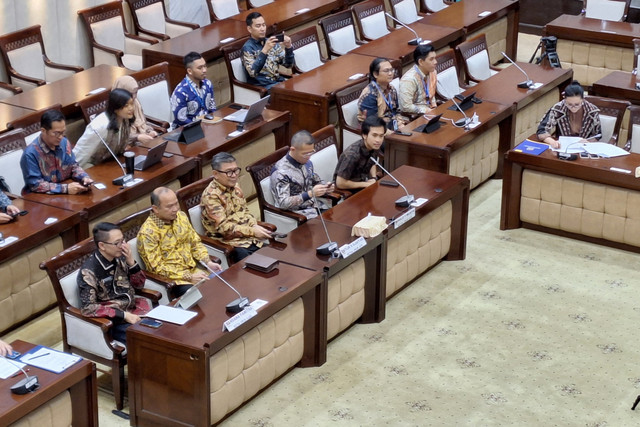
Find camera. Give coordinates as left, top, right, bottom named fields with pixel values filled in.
left=541, top=36, right=561, bottom=68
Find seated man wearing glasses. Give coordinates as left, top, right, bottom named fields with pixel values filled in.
left=20, top=109, right=93, bottom=194
left=137, top=187, right=222, bottom=297
left=200, top=152, right=272, bottom=262
left=77, top=222, right=150, bottom=344
left=270, top=130, right=334, bottom=219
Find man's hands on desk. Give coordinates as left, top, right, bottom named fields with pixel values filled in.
left=68, top=177, right=94, bottom=194
left=0, top=205, right=20, bottom=223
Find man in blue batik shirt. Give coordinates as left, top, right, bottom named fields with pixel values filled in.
left=170, top=51, right=216, bottom=128
left=241, top=12, right=294, bottom=91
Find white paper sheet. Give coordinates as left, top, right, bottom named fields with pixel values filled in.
left=145, top=305, right=198, bottom=325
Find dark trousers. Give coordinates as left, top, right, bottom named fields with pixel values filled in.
left=112, top=320, right=131, bottom=345
left=230, top=243, right=260, bottom=263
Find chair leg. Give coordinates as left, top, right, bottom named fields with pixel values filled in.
left=113, top=359, right=125, bottom=410
left=632, top=394, right=640, bottom=410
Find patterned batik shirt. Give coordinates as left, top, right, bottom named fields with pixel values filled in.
left=270, top=153, right=326, bottom=219
left=399, top=66, right=438, bottom=115
left=170, top=76, right=216, bottom=128
left=77, top=251, right=150, bottom=320
left=333, top=139, right=379, bottom=184
left=200, top=178, right=262, bottom=248
left=242, top=37, right=294, bottom=89
left=20, top=135, right=89, bottom=194
left=137, top=211, right=211, bottom=284
left=537, top=100, right=601, bottom=140
left=357, top=81, right=401, bottom=123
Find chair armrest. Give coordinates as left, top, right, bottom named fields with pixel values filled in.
left=0, top=81, right=22, bottom=94
left=7, top=68, right=45, bottom=86
left=208, top=254, right=222, bottom=264
left=125, top=33, right=158, bottom=45
left=328, top=40, right=366, bottom=58
left=145, top=115, right=170, bottom=131
left=325, top=191, right=346, bottom=205
left=233, top=80, right=269, bottom=97
left=142, top=270, right=176, bottom=292
left=137, top=28, right=170, bottom=41
left=65, top=306, right=112, bottom=332
left=258, top=221, right=278, bottom=232
left=264, top=205, right=307, bottom=225
left=136, top=288, right=162, bottom=302
left=165, top=17, right=199, bottom=29
left=43, top=59, right=84, bottom=73
left=200, top=234, right=235, bottom=257
left=92, top=42, right=125, bottom=67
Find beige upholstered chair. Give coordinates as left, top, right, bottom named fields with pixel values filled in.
left=7, top=104, right=63, bottom=146
left=0, top=129, right=27, bottom=195
left=390, top=0, right=425, bottom=24
left=247, top=0, right=274, bottom=7
left=76, top=90, right=110, bottom=125
left=582, top=0, right=630, bottom=21
left=336, top=79, right=368, bottom=152
left=77, top=1, right=158, bottom=71
left=40, top=238, right=161, bottom=410
left=456, top=33, right=501, bottom=84
left=421, top=0, right=449, bottom=13
left=126, top=0, right=199, bottom=41
left=585, top=95, right=631, bottom=145
left=207, top=0, right=242, bottom=21
left=290, top=26, right=326, bottom=73
left=625, top=105, right=640, bottom=153
left=310, top=125, right=342, bottom=180
left=130, top=61, right=173, bottom=131
left=352, top=0, right=392, bottom=42
left=222, top=38, right=268, bottom=105
left=0, top=25, right=83, bottom=90
left=0, top=81, right=21, bottom=100
left=435, top=49, right=466, bottom=101
left=319, top=10, right=365, bottom=58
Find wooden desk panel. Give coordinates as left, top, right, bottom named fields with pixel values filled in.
left=127, top=262, right=324, bottom=426
left=544, top=15, right=640, bottom=49
left=592, top=71, right=640, bottom=105
left=0, top=65, right=130, bottom=119
left=231, top=0, right=343, bottom=33
left=0, top=340, right=97, bottom=427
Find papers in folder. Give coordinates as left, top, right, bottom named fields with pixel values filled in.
left=553, top=136, right=585, bottom=153
left=145, top=305, right=197, bottom=325
left=20, top=345, right=81, bottom=373
left=582, top=142, right=629, bottom=158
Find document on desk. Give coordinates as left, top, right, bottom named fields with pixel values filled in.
left=553, top=136, right=585, bottom=153
left=145, top=305, right=197, bottom=325
left=582, top=142, right=630, bottom=158
left=20, top=346, right=81, bottom=374
left=0, top=357, right=26, bottom=379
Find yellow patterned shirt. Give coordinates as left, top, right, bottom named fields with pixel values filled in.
left=137, top=211, right=210, bottom=284
left=200, top=179, right=262, bottom=249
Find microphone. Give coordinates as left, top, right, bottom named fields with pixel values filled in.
left=501, top=51, right=535, bottom=89
left=370, top=157, right=414, bottom=207
left=311, top=193, right=339, bottom=256
left=2, top=355, right=39, bottom=395
left=440, top=87, right=471, bottom=128
left=199, top=261, right=249, bottom=313
left=385, top=13, right=423, bottom=45
left=91, top=127, right=133, bottom=186
left=557, top=141, right=584, bottom=160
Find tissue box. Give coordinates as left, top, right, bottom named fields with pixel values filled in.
left=351, top=215, right=388, bottom=238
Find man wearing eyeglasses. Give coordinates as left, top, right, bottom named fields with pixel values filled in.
left=200, top=152, right=271, bottom=262
left=20, top=109, right=93, bottom=194
left=77, top=222, right=150, bottom=344
left=137, top=187, right=222, bottom=297
left=270, top=130, right=334, bottom=219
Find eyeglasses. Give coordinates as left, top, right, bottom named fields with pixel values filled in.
left=215, top=167, right=242, bottom=177
left=565, top=101, right=582, bottom=109
left=102, top=240, right=124, bottom=247
left=379, top=68, right=395, bottom=74
left=300, top=150, right=315, bottom=157
left=47, top=130, right=66, bottom=139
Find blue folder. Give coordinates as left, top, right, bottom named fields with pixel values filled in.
left=514, top=139, right=548, bottom=156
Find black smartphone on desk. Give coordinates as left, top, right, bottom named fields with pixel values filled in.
left=140, top=318, right=163, bottom=328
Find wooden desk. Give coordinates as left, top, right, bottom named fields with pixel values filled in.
left=21, top=147, right=197, bottom=234
left=0, top=340, right=97, bottom=427
left=385, top=98, right=514, bottom=187
left=127, top=261, right=324, bottom=426
left=0, top=65, right=130, bottom=119
left=420, top=0, right=520, bottom=62
left=0, top=104, right=36, bottom=133
left=260, top=219, right=387, bottom=325
left=544, top=15, right=640, bottom=49
left=324, top=165, right=469, bottom=297
left=501, top=148, right=640, bottom=252
left=351, top=22, right=463, bottom=69
left=230, top=0, right=343, bottom=33
left=142, top=19, right=249, bottom=88
left=592, top=71, right=640, bottom=105
left=270, top=54, right=373, bottom=134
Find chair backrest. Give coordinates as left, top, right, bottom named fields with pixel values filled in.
left=456, top=33, right=493, bottom=82
left=246, top=146, right=290, bottom=216
left=585, top=95, right=631, bottom=145
left=207, top=0, right=240, bottom=21
left=126, top=0, right=168, bottom=36
left=247, top=0, right=274, bottom=7
left=319, top=10, right=360, bottom=57
left=352, top=0, right=391, bottom=41
left=0, top=25, right=47, bottom=85
left=583, top=0, right=630, bottom=21
left=435, top=49, right=463, bottom=100
left=76, top=90, right=110, bottom=124
left=175, top=176, right=215, bottom=237
left=0, top=129, right=27, bottom=194
left=290, top=26, right=325, bottom=73
left=310, top=125, right=340, bottom=181
left=336, top=79, right=368, bottom=151
left=7, top=104, right=63, bottom=146
left=421, top=0, right=448, bottom=13
left=131, top=61, right=173, bottom=124
left=390, top=0, right=420, bottom=25
left=78, top=1, right=128, bottom=53
left=627, top=105, right=640, bottom=153
left=223, top=38, right=249, bottom=84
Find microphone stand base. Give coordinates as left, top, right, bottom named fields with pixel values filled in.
left=226, top=297, right=249, bottom=313
left=11, top=376, right=39, bottom=395
left=395, top=195, right=415, bottom=208
left=408, top=38, right=421, bottom=46
left=112, top=174, right=134, bottom=186
left=517, top=81, right=533, bottom=89
left=316, top=242, right=338, bottom=256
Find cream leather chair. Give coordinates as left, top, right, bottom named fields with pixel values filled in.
left=222, top=39, right=268, bottom=105
left=310, top=125, right=341, bottom=182
left=435, top=49, right=466, bottom=100
left=7, top=104, right=63, bottom=146
left=456, top=33, right=501, bottom=84
left=130, top=61, right=173, bottom=131
left=421, top=0, right=448, bottom=13
left=290, top=26, right=326, bottom=73
left=0, top=81, right=21, bottom=100
left=390, top=0, right=425, bottom=24
left=126, top=0, right=199, bottom=41
left=585, top=95, right=631, bottom=145
left=352, top=0, right=392, bottom=42
left=582, top=0, right=630, bottom=21
left=77, top=1, right=158, bottom=71
left=319, top=10, right=365, bottom=58
left=247, top=0, right=274, bottom=7
left=336, top=79, right=368, bottom=152
left=625, top=105, right=640, bottom=153
left=0, top=25, right=83, bottom=90
left=207, top=0, right=242, bottom=21
left=0, top=129, right=27, bottom=195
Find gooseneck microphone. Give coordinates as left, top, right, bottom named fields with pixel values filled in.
left=441, top=87, right=471, bottom=129
left=199, top=261, right=249, bottom=313
left=370, top=157, right=414, bottom=207
left=385, top=13, right=423, bottom=45
left=2, top=355, right=39, bottom=395
left=500, top=51, right=534, bottom=89
left=311, top=193, right=339, bottom=256
left=91, top=127, right=133, bottom=186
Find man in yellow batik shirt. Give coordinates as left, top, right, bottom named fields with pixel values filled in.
left=137, top=186, right=222, bottom=297
left=200, top=152, right=272, bottom=263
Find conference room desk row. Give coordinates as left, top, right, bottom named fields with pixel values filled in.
left=592, top=70, right=640, bottom=105
left=501, top=146, right=640, bottom=253
left=128, top=166, right=470, bottom=426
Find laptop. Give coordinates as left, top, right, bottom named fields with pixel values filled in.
left=223, top=96, right=270, bottom=123
left=133, top=140, right=168, bottom=171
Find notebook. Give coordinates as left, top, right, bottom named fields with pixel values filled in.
left=223, top=96, right=270, bottom=123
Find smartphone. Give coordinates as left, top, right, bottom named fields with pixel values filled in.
left=395, top=131, right=412, bottom=136
left=579, top=152, right=589, bottom=158
left=380, top=180, right=399, bottom=187
left=229, top=104, right=243, bottom=110
left=275, top=33, right=285, bottom=42
left=140, top=318, right=163, bottom=329
left=7, top=350, right=21, bottom=359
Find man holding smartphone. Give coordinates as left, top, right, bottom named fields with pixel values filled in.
left=241, top=12, right=294, bottom=90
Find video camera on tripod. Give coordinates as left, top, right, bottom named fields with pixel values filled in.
left=529, top=36, right=561, bottom=68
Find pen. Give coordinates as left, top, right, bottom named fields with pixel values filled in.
left=10, top=368, right=29, bottom=378
left=29, top=352, right=50, bottom=360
